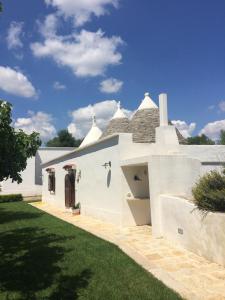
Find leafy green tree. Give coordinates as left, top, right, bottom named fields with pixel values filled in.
left=218, top=130, right=225, bottom=145
left=0, top=2, right=2, bottom=12
left=187, top=134, right=215, bottom=145
left=0, top=100, right=41, bottom=183
left=46, top=129, right=82, bottom=147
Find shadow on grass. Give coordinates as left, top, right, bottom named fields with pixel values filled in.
left=0, top=205, right=42, bottom=225
left=49, top=270, right=92, bottom=300
left=0, top=207, right=92, bottom=299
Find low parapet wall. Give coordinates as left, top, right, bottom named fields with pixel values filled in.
left=160, top=195, right=225, bottom=267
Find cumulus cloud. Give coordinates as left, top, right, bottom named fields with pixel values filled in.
left=199, top=120, right=225, bottom=140
left=6, top=21, right=24, bottom=49
left=14, top=111, right=56, bottom=142
left=45, top=0, right=119, bottom=26
left=31, top=29, right=123, bottom=77
left=0, top=66, right=37, bottom=98
left=219, top=101, right=225, bottom=112
left=99, top=77, right=123, bottom=93
left=171, top=120, right=196, bottom=138
left=53, top=81, right=66, bottom=90
left=38, top=14, right=59, bottom=38
left=68, top=100, right=132, bottom=138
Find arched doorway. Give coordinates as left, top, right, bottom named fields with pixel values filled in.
left=65, top=171, right=75, bottom=208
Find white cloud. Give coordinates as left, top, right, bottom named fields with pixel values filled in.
left=171, top=120, right=196, bottom=138
left=38, top=14, right=59, bottom=38
left=199, top=120, right=225, bottom=140
left=14, top=111, right=56, bottom=142
left=45, top=0, right=119, bottom=26
left=67, top=123, right=77, bottom=137
left=219, top=101, right=225, bottom=112
left=31, top=29, right=123, bottom=77
left=99, top=77, right=123, bottom=93
left=53, top=81, right=66, bottom=90
left=68, top=100, right=132, bottom=138
left=0, top=66, right=37, bottom=98
left=7, top=21, right=24, bottom=49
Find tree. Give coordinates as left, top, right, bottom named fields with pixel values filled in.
left=0, top=2, right=3, bottom=12
left=0, top=100, right=41, bottom=183
left=46, top=129, right=82, bottom=147
left=187, top=134, right=215, bottom=145
left=218, top=130, right=225, bottom=145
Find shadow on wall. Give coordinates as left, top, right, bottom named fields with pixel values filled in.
left=107, top=170, right=111, bottom=188
left=122, top=165, right=150, bottom=199
left=122, top=165, right=151, bottom=225
left=35, top=151, right=42, bottom=185
left=127, top=199, right=151, bottom=225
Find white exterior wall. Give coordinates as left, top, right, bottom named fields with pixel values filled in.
left=42, top=134, right=153, bottom=227
left=42, top=136, right=125, bottom=226
left=121, top=165, right=151, bottom=226
left=148, top=155, right=201, bottom=237
left=0, top=156, right=39, bottom=196
left=0, top=148, right=74, bottom=196
left=160, top=195, right=225, bottom=267
left=180, top=145, right=225, bottom=175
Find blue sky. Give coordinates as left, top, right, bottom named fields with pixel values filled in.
left=0, top=0, right=225, bottom=142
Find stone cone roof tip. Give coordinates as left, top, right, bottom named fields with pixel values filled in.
left=100, top=92, right=186, bottom=144
left=101, top=102, right=131, bottom=138
left=138, top=92, right=158, bottom=110
left=79, top=114, right=102, bottom=148
left=112, top=101, right=127, bottom=119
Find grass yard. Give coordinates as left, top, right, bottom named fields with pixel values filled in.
left=0, top=202, right=182, bottom=300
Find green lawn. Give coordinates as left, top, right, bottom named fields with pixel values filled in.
left=0, top=202, right=182, bottom=300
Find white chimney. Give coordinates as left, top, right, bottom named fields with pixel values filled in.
left=159, top=93, right=168, bottom=126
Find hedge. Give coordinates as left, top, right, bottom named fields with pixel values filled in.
left=0, top=194, right=23, bottom=203
left=192, top=169, right=225, bottom=213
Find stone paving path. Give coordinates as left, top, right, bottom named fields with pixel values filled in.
left=31, top=202, right=225, bottom=300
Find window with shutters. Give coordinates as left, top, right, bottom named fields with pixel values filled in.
left=48, top=172, right=56, bottom=193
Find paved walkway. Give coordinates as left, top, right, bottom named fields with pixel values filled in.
left=31, top=202, right=225, bottom=300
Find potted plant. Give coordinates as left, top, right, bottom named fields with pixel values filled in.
left=72, top=202, right=81, bottom=215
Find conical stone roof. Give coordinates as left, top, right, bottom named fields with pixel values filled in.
left=101, top=102, right=131, bottom=138
left=80, top=115, right=102, bottom=147
left=130, top=108, right=160, bottom=143
left=130, top=93, right=186, bottom=144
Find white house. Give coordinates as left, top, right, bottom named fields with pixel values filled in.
left=0, top=147, right=74, bottom=197
left=41, top=92, right=225, bottom=267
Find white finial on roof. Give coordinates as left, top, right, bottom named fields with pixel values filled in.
left=79, top=110, right=102, bottom=148
left=138, top=92, right=158, bottom=110
left=112, top=101, right=127, bottom=119
left=92, top=115, right=97, bottom=125
left=91, top=107, right=97, bottom=126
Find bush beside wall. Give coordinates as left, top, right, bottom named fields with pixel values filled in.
left=192, top=169, right=225, bottom=212
left=0, top=194, right=23, bottom=203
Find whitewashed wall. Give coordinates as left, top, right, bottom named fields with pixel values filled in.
left=1, top=156, right=39, bottom=196
left=42, top=136, right=124, bottom=225
left=148, top=154, right=201, bottom=237
left=42, top=134, right=153, bottom=226
left=121, top=165, right=151, bottom=226
left=180, top=145, right=225, bottom=175
left=0, top=147, right=73, bottom=196
left=160, top=195, right=225, bottom=267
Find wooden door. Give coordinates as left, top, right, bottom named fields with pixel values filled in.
left=65, top=172, right=75, bottom=208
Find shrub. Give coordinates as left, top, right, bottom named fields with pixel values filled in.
left=192, top=169, right=225, bottom=212
left=0, top=194, right=23, bottom=203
